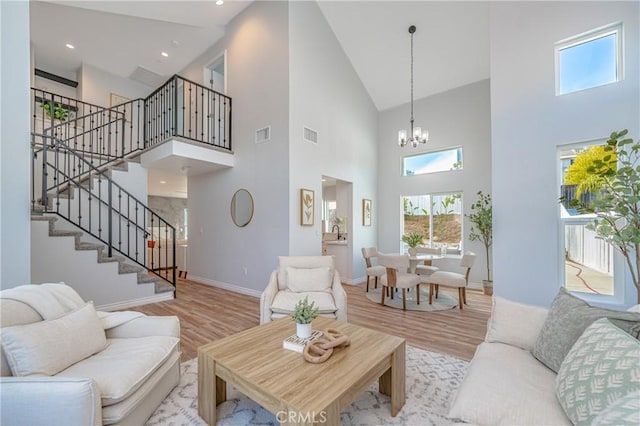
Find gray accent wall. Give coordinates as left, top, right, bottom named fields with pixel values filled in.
left=490, top=1, right=639, bottom=308
left=1, top=1, right=31, bottom=288
left=377, top=80, right=492, bottom=287
left=179, top=1, right=290, bottom=293
left=288, top=1, right=379, bottom=282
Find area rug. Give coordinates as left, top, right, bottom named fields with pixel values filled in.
left=146, top=345, right=468, bottom=425
left=365, top=286, right=458, bottom=312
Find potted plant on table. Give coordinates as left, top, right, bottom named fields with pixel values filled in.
left=402, top=232, right=424, bottom=256
left=467, top=191, right=493, bottom=295
left=291, top=296, right=319, bottom=338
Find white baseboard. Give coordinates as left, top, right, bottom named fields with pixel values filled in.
left=96, top=291, right=174, bottom=311
left=189, top=275, right=262, bottom=299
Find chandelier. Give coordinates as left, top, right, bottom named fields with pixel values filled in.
left=398, top=25, right=429, bottom=148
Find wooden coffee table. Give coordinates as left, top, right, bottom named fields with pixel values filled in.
left=198, top=317, right=405, bottom=425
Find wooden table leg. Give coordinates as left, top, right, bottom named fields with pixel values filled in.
left=198, top=353, right=226, bottom=426
left=378, top=342, right=406, bottom=417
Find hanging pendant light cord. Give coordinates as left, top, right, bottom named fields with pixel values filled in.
left=409, top=27, right=415, bottom=136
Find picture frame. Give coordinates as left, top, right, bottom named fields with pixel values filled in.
left=300, top=188, right=314, bottom=226
left=110, top=93, right=131, bottom=122
left=363, top=199, right=372, bottom=226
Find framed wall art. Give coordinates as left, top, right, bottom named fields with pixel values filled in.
left=363, top=198, right=372, bottom=226
left=300, top=188, right=314, bottom=226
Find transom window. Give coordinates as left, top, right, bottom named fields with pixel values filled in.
left=403, top=147, right=462, bottom=177
left=402, top=193, right=463, bottom=255
left=555, top=23, right=622, bottom=95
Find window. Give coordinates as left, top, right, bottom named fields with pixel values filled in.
left=558, top=142, right=622, bottom=300
left=555, top=23, right=622, bottom=95
left=402, top=193, right=462, bottom=254
left=403, top=147, right=463, bottom=177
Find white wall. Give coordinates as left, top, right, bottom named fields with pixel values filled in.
left=490, top=1, right=639, bottom=307
left=1, top=1, right=31, bottom=289
left=180, top=1, right=290, bottom=294
left=377, top=80, right=492, bottom=286
left=288, top=1, right=379, bottom=283
left=78, top=63, right=154, bottom=106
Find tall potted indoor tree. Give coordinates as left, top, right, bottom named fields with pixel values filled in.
left=573, top=129, right=640, bottom=303
left=468, top=191, right=493, bottom=295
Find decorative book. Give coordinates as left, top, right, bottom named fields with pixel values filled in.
left=282, top=330, right=323, bottom=353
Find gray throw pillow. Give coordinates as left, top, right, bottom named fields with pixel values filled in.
left=532, top=288, right=640, bottom=372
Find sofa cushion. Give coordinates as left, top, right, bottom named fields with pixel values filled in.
left=592, top=390, right=640, bottom=426
left=556, top=318, right=640, bottom=426
left=270, top=291, right=337, bottom=315
left=532, top=288, right=640, bottom=372
left=448, top=342, right=571, bottom=425
left=277, top=256, right=334, bottom=291
left=286, top=266, right=332, bottom=293
left=485, top=296, right=549, bottom=351
left=55, top=335, right=180, bottom=406
left=1, top=302, right=106, bottom=377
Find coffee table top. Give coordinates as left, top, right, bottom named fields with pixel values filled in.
left=198, top=317, right=405, bottom=415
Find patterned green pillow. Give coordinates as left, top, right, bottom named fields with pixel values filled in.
left=592, top=390, right=640, bottom=426
left=556, top=318, right=640, bottom=425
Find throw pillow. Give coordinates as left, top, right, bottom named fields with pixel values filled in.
left=591, top=390, right=640, bottom=426
left=556, top=318, right=640, bottom=426
left=532, top=288, right=640, bottom=372
left=1, top=302, right=107, bottom=376
left=286, top=267, right=332, bottom=293
left=485, top=296, right=549, bottom=351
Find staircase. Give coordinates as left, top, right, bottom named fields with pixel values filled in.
left=29, top=77, right=232, bottom=302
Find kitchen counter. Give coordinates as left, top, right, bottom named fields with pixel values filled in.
left=325, top=240, right=348, bottom=246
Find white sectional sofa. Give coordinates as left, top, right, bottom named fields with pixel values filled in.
left=448, top=291, right=640, bottom=425
left=0, top=283, right=181, bottom=426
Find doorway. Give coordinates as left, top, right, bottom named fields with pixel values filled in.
left=203, top=51, right=227, bottom=94
left=321, top=176, right=353, bottom=282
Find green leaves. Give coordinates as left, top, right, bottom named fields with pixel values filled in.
left=574, top=129, right=640, bottom=301
left=402, top=232, right=424, bottom=248
left=291, top=296, right=319, bottom=324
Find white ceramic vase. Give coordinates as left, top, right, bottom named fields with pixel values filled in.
left=296, top=322, right=312, bottom=339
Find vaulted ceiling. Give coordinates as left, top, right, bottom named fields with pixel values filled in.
left=31, top=1, right=490, bottom=111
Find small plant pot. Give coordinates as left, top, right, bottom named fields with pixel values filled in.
left=147, top=240, right=157, bottom=249
left=296, top=322, right=312, bottom=339
left=482, top=280, right=493, bottom=296
left=408, top=247, right=417, bottom=256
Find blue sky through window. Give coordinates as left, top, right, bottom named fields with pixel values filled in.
left=558, top=32, right=618, bottom=94
left=403, top=147, right=462, bottom=176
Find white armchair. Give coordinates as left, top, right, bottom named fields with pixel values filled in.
left=0, top=283, right=180, bottom=426
left=260, top=256, right=347, bottom=324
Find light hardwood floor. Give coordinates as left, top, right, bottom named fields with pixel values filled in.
left=131, top=278, right=492, bottom=362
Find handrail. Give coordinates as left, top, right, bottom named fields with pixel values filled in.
left=31, top=132, right=176, bottom=288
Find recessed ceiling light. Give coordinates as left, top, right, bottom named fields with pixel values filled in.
left=65, top=43, right=75, bottom=49
left=216, top=0, right=224, bottom=5
left=160, top=180, right=167, bottom=184
left=161, top=52, right=169, bottom=58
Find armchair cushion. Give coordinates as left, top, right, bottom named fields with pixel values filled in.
left=286, top=266, right=332, bottom=293
left=1, top=302, right=106, bottom=377
left=270, top=291, right=337, bottom=315
left=277, top=256, right=334, bottom=291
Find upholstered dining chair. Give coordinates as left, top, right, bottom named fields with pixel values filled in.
left=414, top=246, right=441, bottom=276
left=361, top=247, right=386, bottom=292
left=378, top=253, right=422, bottom=310
left=426, top=251, right=476, bottom=310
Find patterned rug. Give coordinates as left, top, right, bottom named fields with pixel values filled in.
left=365, top=286, right=458, bottom=312
left=146, top=345, right=468, bottom=425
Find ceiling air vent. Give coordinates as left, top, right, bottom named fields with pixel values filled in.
left=303, top=126, right=318, bottom=144
left=255, top=126, right=271, bottom=143
left=129, top=66, right=165, bottom=88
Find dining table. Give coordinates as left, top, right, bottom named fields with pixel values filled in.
left=407, top=253, right=444, bottom=273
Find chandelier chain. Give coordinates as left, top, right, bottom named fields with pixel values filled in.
left=410, top=29, right=414, bottom=130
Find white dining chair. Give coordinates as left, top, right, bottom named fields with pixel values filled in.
left=378, top=253, right=421, bottom=310
left=426, top=251, right=476, bottom=310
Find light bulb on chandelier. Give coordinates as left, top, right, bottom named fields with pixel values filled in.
left=398, top=25, right=429, bottom=148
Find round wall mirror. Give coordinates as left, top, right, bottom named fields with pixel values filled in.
left=231, top=189, right=254, bottom=227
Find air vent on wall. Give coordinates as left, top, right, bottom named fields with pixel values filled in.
left=303, top=126, right=318, bottom=144
left=255, top=126, right=271, bottom=143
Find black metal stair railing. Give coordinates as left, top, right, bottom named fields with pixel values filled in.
left=31, top=132, right=176, bottom=289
